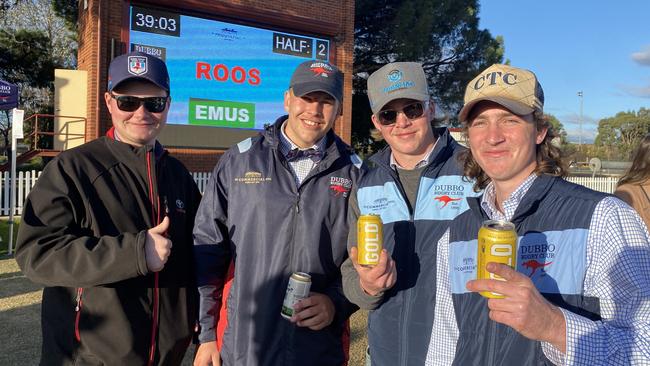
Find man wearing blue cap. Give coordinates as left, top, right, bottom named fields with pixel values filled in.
left=16, top=51, right=201, bottom=365
left=193, top=60, right=363, bottom=366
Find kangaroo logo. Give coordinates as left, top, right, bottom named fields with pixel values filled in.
left=522, top=260, right=553, bottom=277
left=434, top=195, right=462, bottom=208
left=330, top=185, right=348, bottom=196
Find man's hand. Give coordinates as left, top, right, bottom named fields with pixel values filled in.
left=466, top=262, right=567, bottom=353
left=193, top=341, right=221, bottom=366
left=145, top=216, right=171, bottom=272
left=291, top=292, right=335, bottom=330
left=350, top=247, right=396, bottom=296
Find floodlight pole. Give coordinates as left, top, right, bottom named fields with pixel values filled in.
left=577, top=91, right=583, bottom=151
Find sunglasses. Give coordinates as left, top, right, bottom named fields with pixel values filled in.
left=377, top=101, right=427, bottom=126
left=110, top=92, right=168, bottom=113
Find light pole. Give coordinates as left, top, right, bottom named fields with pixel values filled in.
left=577, top=91, right=583, bottom=150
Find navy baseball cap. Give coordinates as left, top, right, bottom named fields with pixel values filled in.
left=289, top=60, right=343, bottom=106
left=107, top=51, right=170, bottom=93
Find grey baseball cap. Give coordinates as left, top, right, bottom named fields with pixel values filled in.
left=107, top=51, right=170, bottom=93
left=367, top=62, right=429, bottom=114
left=289, top=60, right=343, bottom=106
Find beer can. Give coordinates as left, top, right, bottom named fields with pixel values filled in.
left=357, top=214, right=383, bottom=266
left=281, top=272, right=311, bottom=319
left=477, top=220, right=517, bottom=299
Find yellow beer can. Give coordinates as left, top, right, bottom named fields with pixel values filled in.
left=357, top=214, right=383, bottom=266
left=477, top=220, right=517, bottom=298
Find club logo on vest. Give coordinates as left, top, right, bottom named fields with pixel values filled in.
left=521, top=260, right=553, bottom=277
left=519, top=235, right=557, bottom=278
left=234, top=171, right=272, bottom=184
left=329, top=176, right=352, bottom=197
left=432, top=184, right=465, bottom=209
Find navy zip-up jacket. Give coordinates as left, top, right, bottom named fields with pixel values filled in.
left=193, top=116, right=363, bottom=366
left=447, top=175, right=604, bottom=365
left=342, top=129, right=480, bottom=365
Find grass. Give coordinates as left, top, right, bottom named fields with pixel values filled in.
left=0, top=217, right=20, bottom=257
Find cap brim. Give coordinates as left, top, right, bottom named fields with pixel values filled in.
left=458, top=97, right=534, bottom=123
left=371, top=91, right=429, bottom=114
left=292, top=82, right=342, bottom=106
left=111, top=76, right=169, bottom=93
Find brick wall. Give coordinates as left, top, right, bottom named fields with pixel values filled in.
left=77, top=0, right=354, bottom=171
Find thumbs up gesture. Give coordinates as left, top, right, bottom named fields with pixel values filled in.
left=145, top=216, right=172, bottom=272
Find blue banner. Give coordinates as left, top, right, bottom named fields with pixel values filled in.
left=0, top=80, right=19, bottom=110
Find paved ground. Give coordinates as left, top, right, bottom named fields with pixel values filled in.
left=0, top=256, right=368, bottom=365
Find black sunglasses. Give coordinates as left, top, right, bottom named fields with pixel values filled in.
left=110, top=92, right=168, bottom=113
left=377, top=101, right=427, bottom=126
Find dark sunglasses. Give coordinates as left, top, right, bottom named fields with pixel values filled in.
left=377, top=101, right=427, bottom=126
left=110, top=92, right=168, bottom=113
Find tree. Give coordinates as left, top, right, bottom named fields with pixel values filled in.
left=0, top=0, right=75, bottom=158
left=594, top=108, right=650, bottom=160
left=352, top=0, right=504, bottom=154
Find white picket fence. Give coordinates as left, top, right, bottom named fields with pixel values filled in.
left=0, top=171, right=621, bottom=215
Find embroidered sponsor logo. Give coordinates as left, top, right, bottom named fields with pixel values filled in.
left=329, top=176, right=352, bottom=197
left=175, top=199, right=186, bottom=214
left=454, top=256, right=476, bottom=274
left=234, top=171, right=272, bottom=184
left=363, top=197, right=396, bottom=211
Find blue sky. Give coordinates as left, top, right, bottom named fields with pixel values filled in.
left=479, top=1, right=650, bottom=143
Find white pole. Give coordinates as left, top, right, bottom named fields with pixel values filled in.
left=8, top=114, right=16, bottom=255
left=577, top=91, right=583, bottom=150
left=8, top=108, right=23, bottom=255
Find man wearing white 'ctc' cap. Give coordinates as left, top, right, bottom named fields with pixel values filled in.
left=424, top=64, right=650, bottom=365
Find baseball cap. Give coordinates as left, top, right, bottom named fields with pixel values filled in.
left=367, top=62, right=429, bottom=114
left=458, top=64, right=544, bottom=123
left=289, top=60, right=343, bottom=106
left=107, top=51, right=170, bottom=93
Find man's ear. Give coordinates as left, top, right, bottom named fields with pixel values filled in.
left=283, top=89, right=291, bottom=113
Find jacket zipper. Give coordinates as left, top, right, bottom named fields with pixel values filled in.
left=146, top=150, right=161, bottom=366
left=74, top=287, right=84, bottom=342
left=384, top=166, right=416, bottom=366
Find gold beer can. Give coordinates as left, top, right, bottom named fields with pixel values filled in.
left=357, top=214, right=383, bottom=266
left=477, top=220, right=517, bottom=298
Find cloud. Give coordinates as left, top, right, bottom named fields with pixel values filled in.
left=560, top=113, right=599, bottom=126
left=619, top=85, right=650, bottom=98
left=632, top=46, right=650, bottom=66
left=565, top=128, right=596, bottom=144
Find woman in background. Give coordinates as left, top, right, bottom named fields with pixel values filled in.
left=615, top=133, right=650, bottom=229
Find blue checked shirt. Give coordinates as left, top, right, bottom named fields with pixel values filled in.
left=279, top=121, right=327, bottom=185
left=426, top=174, right=650, bottom=365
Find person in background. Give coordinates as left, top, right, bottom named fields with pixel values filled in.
left=193, top=60, right=363, bottom=366
left=615, top=133, right=650, bottom=229
left=425, top=63, right=650, bottom=365
left=15, top=51, right=201, bottom=365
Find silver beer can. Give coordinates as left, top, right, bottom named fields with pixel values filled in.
left=281, top=272, right=311, bottom=319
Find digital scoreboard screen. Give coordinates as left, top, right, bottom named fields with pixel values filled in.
left=128, top=5, right=331, bottom=130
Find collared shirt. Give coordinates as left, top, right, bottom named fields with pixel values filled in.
left=389, top=139, right=438, bottom=170
left=279, top=121, right=327, bottom=185
left=426, top=176, right=650, bottom=366
left=480, top=173, right=538, bottom=220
